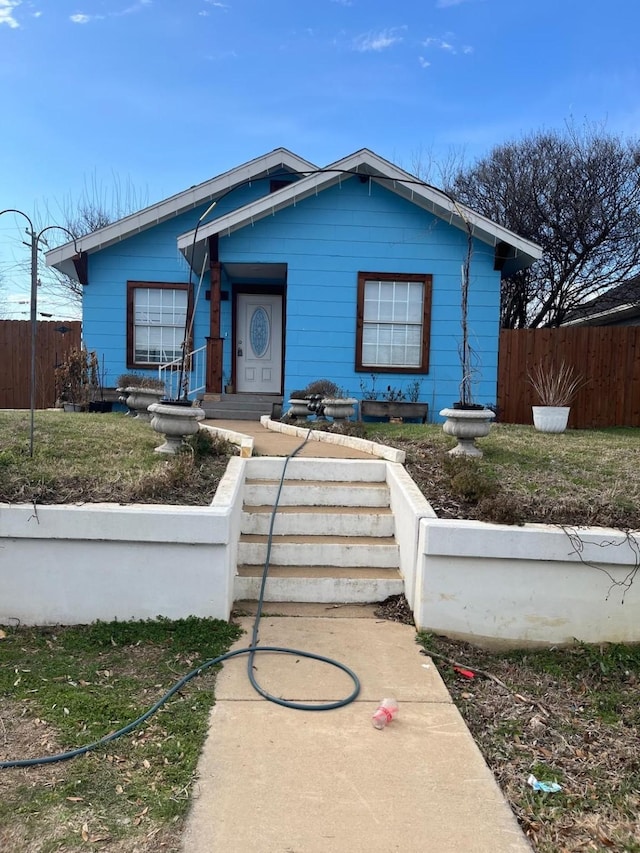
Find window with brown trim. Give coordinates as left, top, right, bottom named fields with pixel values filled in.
left=126, top=281, right=191, bottom=369
left=356, top=272, right=432, bottom=372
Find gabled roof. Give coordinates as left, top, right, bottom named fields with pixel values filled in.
left=177, top=148, right=543, bottom=275
left=46, top=148, right=316, bottom=278
left=563, top=278, right=640, bottom=326
left=47, top=147, right=542, bottom=281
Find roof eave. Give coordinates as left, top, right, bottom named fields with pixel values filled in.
left=177, top=149, right=543, bottom=268
left=45, top=148, right=317, bottom=273
left=563, top=303, right=640, bottom=326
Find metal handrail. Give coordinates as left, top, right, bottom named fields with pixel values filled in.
left=158, top=344, right=207, bottom=400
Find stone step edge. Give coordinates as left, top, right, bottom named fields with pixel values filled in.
left=239, top=534, right=398, bottom=545
left=237, top=565, right=401, bottom=578
left=242, top=505, right=392, bottom=515
left=245, top=479, right=387, bottom=488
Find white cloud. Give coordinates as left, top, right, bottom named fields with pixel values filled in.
left=422, top=34, right=473, bottom=56
left=418, top=56, right=431, bottom=69
left=354, top=27, right=405, bottom=52
left=70, top=1, right=150, bottom=24
left=115, top=0, right=152, bottom=16
left=205, top=1, right=229, bottom=7
left=0, top=0, right=21, bottom=29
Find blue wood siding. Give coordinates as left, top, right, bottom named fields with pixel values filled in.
left=219, top=178, right=501, bottom=416
left=82, top=174, right=502, bottom=417
left=81, top=175, right=295, bottom=387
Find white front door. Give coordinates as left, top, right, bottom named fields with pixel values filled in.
left=235, top=293, right=283, bottom=393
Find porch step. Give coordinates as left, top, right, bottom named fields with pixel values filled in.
left=244, top=479, right=390, bottom=508
left=234, top=566, right=403, bottom=604
left=202, top=393, right=282, bottom=421
left=238, top=533, right=399, bottom=568
left=241, top=505, right=394, bottom=537
left=234, top=457, right=403, bottom=605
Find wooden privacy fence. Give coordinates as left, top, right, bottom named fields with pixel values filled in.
left=0, top=320, right=82, bottom=409
left=498, top=327, right=640, bottom=428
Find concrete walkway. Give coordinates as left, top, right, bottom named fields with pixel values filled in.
left=181, top=605, right=531, bottom=853
left=182, top=421, right=530, bottom=852
left=203, top=418, right=377, bottom=458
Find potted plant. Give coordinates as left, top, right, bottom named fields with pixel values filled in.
left=117, top=373, right=166, bottom=422
left=439, top=222, right=495, bottom=456
left=148, top=399, right=205, bottom=453
left=359, top=376, right=429, bottom=423
left=55, top=346, right=99, bottom=412
left=286, top=390, right=312, bottom=419
left=87, top=354, right=113, bottom=413
left=295, top=378, right=354, bottom=421
left=528, top=361, right=586, bottom=433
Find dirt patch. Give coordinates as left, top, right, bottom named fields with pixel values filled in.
left=394, top=435, right=640, bottom=529
left=418, top=633, right=640, bottom=853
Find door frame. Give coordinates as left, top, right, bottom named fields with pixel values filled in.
left=231, top=284, right=286, bottom=394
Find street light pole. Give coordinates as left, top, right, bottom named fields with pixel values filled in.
left=29, top=226, right=39, bottom=456
left=1, top=209, right=79, bottom=456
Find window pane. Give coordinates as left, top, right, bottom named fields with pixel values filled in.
left=133, top=286, right=187, bottom=364
left=361, top=279, right=424, bottom=367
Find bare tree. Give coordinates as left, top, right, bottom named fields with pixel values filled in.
left=403, top=142, right=468, bottom=190
left=35, top=173, right=148, bottom=308
left=446, top=122, right=640, bottom=327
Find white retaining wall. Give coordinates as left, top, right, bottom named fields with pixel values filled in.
left=385, top=462, right=436, bottom=610
left=0, top=456, right=247, bottom=625
left=414, top=519, right=640, bottom=647
left=3, top=443, right=639, bottom=648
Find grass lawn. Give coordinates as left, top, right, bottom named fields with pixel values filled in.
left=0, top=410, right=233, bottom=505
left=0, top=618, right=243, bottom=852
left=362, top=422, right=640, bottom=529
left=1, top=410, right=639, bottom=852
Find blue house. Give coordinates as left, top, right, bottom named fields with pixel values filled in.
left=47, top=148, right=541, bottom=419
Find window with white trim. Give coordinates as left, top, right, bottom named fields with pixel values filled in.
left=356, top=272, right=431, bottom=372
left=127, top=282, right=190, bottom=367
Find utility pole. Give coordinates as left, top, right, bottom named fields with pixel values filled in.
left=29, top=224, right=39, bottom=456
left=1, top=209, right=78, bottom=456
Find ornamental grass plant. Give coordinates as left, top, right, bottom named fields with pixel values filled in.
left=527, top=360, right=587, bottom=407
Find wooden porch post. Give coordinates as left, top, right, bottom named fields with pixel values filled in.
left=207, top=236, right=223, bottom=393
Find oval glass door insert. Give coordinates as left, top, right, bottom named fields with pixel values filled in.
left=249, top=306, right=270, bottom=358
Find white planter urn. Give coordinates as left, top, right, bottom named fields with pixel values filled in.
left=322, top=398, right=357, bottom=420
left=125, top=386, right=165, bottom=422
left=148, top=401, right=205, bottom=454
left=440, top=406, right=496, bottom=458
left=532, top=406, right=570, bottom=434
left=287, top=398, right=311, bottom=418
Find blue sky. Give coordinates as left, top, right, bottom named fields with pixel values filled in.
left=1, top=0, right=639, bottom=318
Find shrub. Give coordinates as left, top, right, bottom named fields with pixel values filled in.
left=55, top=347, right=99, bottom=405
left=444, top=457, right=497, bottom=503
left=304, top=379, right=340, bottom=398
left=117, top=372, right=165, bottom=390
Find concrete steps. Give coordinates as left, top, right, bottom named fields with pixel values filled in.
left=202, top=394, right=282, bottom=421
left=234, top=458, right=403, bottom=604
left=242, top=505, right=395, bottom=537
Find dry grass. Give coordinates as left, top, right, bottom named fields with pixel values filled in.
left=0, top=410, right=233, bottom=506
left=418, top=632, right=640, bottom=853
left=364, top=423, right=640, bottom=529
